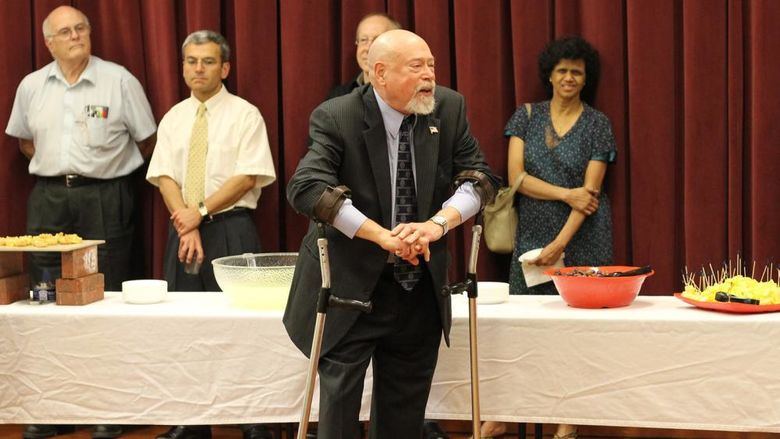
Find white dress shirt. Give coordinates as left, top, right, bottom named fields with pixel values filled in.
left=146, top=85, right=276, bottom=211
left=5, top=56, right=156, bottom=178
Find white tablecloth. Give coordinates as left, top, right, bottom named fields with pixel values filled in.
left=2, top=293, right=780, bottom=432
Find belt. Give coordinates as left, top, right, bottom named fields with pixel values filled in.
left=203, top=207, right=251, bottom=224
left=40, top=174, right=116, bottom=188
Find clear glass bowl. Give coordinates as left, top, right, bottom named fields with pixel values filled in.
left=212, top=252, right=297, bottom=310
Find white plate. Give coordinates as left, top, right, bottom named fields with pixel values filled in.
left=477, top=281, right=509, bottom=305
left=122, top=279, right=168, bottom=304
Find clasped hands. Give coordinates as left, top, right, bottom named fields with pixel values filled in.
left=380, top=221, right=444, bottom=265
left=565, top=186, right=600, bottom=215
left=171, top=207, right=204, bottom=264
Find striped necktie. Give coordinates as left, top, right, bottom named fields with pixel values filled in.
left=184, top=103, right=208, bottom=207
left=393, top=116, right=423, bottom=291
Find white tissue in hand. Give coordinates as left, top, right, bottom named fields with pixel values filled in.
left=519, top=248, right=565, bottom=287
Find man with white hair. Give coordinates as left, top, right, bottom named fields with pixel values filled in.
left=286, top=30, right=498, bottom=439
left=324, top=13, right=401, bottom=100
left=6, top=5, right=157, bottom=439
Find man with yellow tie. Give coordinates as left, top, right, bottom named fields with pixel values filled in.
left=145, top=30, right=276, bottom=439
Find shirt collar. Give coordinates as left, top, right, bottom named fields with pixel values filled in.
left=373, top=89, right=414, bottom=140
left=189, top=83, right=228, bottom=113
left=46, top=55, right=97, bottom=86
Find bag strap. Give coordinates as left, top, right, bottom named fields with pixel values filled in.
left=510, top=171, right=528, bottom=193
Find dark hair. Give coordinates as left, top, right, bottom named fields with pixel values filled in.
left=538, top=36, right=600, bottom=104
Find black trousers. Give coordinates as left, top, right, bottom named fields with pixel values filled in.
left=27, top=176, right=134, bottom=291
left=163, top=209, right=260, bottom=292
left=317, top=264, right=443, bottom=439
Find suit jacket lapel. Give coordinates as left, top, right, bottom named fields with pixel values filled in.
left=362, top=89, right=393, bottom=228
left=414, top=115, right=440, bottom=219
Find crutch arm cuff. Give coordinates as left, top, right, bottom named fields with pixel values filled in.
left=313, top=185, right=352, bottom=224
left=453, top=170, right=498, bottom=208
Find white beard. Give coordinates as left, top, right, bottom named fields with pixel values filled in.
left=405, top=84, right=436, bottom=115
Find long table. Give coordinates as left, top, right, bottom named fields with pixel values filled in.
left=2, top=293, right=779, bottom=432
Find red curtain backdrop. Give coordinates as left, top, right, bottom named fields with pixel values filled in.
left=2, top=0, right=778, bottom=294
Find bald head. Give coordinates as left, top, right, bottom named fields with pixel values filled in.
left=43, top=6, right=89, bottom=38
left=42, top=5, right=92, bottom=66
left=368, top=30, right=436, bottom=115
left=367, top=30, right=424, bottom=76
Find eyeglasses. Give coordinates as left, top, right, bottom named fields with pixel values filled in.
left=355, top=36, right=378, bottom=47
left=47, top=23, right=90, bottom=40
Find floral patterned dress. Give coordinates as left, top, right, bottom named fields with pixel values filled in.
left=504, top=101, right=617, bottom=295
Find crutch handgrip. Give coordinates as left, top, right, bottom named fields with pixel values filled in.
left=441, top=279, right=473, bottom=297
left=329, top=296, right=372, bottom=313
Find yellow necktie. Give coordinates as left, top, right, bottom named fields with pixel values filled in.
left=185, top=103, right=208, bottom=207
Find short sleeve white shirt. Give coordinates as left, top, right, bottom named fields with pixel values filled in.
left=146, top=85, right=277, bottom=211
left=5, top=56, right=157, bottom=178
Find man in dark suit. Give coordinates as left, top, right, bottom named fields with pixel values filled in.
left=285, top=30, right=497, bottom=439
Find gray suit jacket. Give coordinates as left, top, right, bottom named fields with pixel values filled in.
left=284, top=84, right=497, bottom=357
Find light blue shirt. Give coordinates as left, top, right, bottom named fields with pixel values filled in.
left=331, top=89, right=481, bottom=238
left=6, top=56, right=156, bottom=178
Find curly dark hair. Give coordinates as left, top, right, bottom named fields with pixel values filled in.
left=538, top=36, right=600, bottom=104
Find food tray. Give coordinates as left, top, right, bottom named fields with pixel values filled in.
left=0, top=239, right=105, bottom=253
left=674, top=292, right=780, bottom=314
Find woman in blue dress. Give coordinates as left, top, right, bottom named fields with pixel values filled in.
left=478, top=36, right=617, bottom=439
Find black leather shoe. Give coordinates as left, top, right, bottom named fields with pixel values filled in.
left=241, top=424, right=273, bottom=439
left=23, top=425, right=57, bottom=439
left=23, top=425, right=75, bottom=439
left=423, top=420, right=449, bottom=439
left=92, top=425, right=123, bottom=439
left=155, top=426, right=211, bottom=439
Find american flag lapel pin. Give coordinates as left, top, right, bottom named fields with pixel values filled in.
left=429, top=126, right=438, bottom=134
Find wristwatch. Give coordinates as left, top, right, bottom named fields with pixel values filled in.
left=428, top=215, right=448, bottom=236
left=198, top=201, right=211, bottom=220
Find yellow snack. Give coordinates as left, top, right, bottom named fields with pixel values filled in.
left=0, top=233, right=83, bottom=248
left=31, top=233, right=57, bottom=247
left=682, top=275, right=780, bottom=305
left=6, top=235, right=33, bottom=247
left=56, top=232, right=83, bottom=244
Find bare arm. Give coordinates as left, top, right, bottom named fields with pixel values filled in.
left=507, top=135, right=598, bottom=214
left=157, top=176, right=204, bottom=264
left=158, top=176, right=188, bottom=215
left=136, top=133, right=156, bottom=161
left=19, top=138, right=34, bottom=160
left=168, top=174, right=257, bottom=237
left=533, top=159, right=609, bottom=265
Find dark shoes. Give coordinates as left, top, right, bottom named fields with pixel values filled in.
left=22, top=424, right=120, bottom=439
left=240, top=424, right=273, bottom=439
left=22, top=425, right=74, bottom=439
left=423, top=420, right=449, bottom=439
left=155, top=426, right=211, bottom=439
left=92, top=425, right=123, bottom=438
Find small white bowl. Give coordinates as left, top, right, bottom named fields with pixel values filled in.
left=477, top=281, right=509, bottom=305
left=122, top=279, right=168, bottom=304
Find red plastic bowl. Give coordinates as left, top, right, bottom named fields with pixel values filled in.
left=544, top=266, right=654, bottom=309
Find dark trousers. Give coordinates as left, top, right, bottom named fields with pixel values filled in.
left=164, top=209, right=260, bottom=292
left=27, top=176, right=134, bottom=291
left=317, top=264, right=442, bottom=439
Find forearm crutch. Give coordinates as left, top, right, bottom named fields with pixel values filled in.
left=441, top=213, right=484, bottom=438
left=297, top=221, right=372, bottom=439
